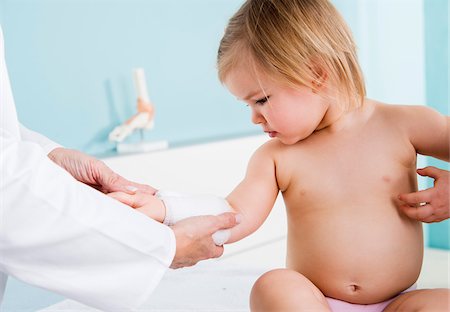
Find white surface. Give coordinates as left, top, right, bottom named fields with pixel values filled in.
left=40, top=135, right=449, bottom=311
left=38, top=248, right=449, bottom=312
left=117, top=140, right=168, bottom=154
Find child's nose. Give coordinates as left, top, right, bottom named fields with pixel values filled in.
left=251, top=109, right=264, bottom=124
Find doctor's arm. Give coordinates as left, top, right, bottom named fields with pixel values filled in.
left=0, top=129, right=237, bottom=309
left=19, top=123, right=156, bottom=194
left=0, top=128, right=175, bottom=310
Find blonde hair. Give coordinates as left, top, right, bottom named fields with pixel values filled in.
left=217, top=0, right=366, bottom=109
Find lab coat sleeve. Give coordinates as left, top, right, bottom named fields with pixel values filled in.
left=19, top=123, right=61, bottom=155
left=0, top=128, right=176, bottom=311
left=0, top=27, right=20, bottom=139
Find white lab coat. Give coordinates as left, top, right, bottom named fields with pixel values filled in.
left=0, top=26, right=176, bottom=311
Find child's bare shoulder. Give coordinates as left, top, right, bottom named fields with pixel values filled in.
left=249, top=139, right=285, bottom=164
left=371, top=101, right=447, bottom=147
left=374, top=100, right=439, bottom=121
left=370, top=100, right=444, bottom=130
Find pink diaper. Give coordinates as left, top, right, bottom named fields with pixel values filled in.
left=325, top=284, right=417, bottom=312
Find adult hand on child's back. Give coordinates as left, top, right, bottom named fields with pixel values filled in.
left=398, top=166, right=449, bottom=223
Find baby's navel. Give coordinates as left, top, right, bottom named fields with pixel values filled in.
left=347, top=284, right=361, bottom=293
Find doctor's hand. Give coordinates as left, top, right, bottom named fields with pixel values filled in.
left=398, top=166, right=449, bottom=223
left=170, top=213, right=239, bottom=269
left=48, top=147, right=156, bottom=194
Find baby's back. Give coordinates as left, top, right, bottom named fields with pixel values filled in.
left=273, top=100, right=423, bottom=304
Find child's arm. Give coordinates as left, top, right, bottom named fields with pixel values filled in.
left=403, top=105, right=449, bottom=161
left=154, top=143, right=279, bottom=244
left=225, top=143, right=279, bottom=243
left=108, top=142, right=279, bottom=244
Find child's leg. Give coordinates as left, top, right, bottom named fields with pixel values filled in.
left=250, top=268, right=330, bottom=312
left=383, top=288, right=449, bottom=312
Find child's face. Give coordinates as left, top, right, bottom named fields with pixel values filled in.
left=224, top=64, right=329, bottom=145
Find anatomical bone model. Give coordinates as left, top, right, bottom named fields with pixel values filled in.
left=109, top=68, right=155, bottom=143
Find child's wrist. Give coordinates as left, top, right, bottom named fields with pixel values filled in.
left=156, top=197, right=167, bottom=223
left=135, top=196, right=166, bottom=223
left=148, top=197, right=166, bottom=223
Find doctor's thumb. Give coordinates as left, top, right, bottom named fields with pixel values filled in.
left=214, top=212, right=242, bottom=231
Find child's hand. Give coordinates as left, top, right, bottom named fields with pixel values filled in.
left=108, top=191, right=166, bottom=223
left=398, top=166, right=449, bottom=223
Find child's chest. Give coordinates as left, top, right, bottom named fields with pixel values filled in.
left=275, top=124, right=417, bottom=206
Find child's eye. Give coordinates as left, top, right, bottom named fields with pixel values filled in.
left=255, top=96, right=269, bottom=105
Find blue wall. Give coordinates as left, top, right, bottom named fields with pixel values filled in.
left=424, top=0, right=449, bottom=250
left=0, top=277, right=64, bottom=312
left=1, top=0, right=257, bottom=157
left=1, top=0, right=429, bottom=158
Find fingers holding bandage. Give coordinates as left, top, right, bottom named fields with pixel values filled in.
left=156, top=190, right=237, bottom=245
left=212, top=230, right=231, bottom=246
left=170, top=212, right=240, bottom=268
left=108, top=189, right=241, bottom=245
left=107, top=189, right=240, bottom=267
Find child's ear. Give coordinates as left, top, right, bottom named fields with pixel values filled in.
left=309, top=63, right=328, bottom=93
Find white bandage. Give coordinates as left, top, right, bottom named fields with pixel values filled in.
left=156, top=190, right=233, bottom=246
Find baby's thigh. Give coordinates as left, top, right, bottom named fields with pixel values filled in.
left=250, top=268, right=329, bottom=312
left=383, top=288, right=450, bottom=312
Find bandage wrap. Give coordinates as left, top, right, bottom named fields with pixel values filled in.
left=156, top=190, right=232, bottom=246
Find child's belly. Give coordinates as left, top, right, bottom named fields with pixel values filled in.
left=285, top=204, right=423, bottom=304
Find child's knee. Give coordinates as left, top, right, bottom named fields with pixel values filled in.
left=425, top=289, right=450, bottom=311
left=384, top=288, right=450, bottom=312
left=252, top=269, right=288, bottom=295
left=250, top=269, right=321, bottom=307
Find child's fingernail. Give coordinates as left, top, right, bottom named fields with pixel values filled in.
left=235, top=214, right=242, bottom=224
left=126, top=186, right=138, bottom=193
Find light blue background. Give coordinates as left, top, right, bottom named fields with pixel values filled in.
left=1, top=0, right=257, bottom=157
left=424, top=0, right=449, bottom=250
left=0, top=0, right=448, bottom=310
